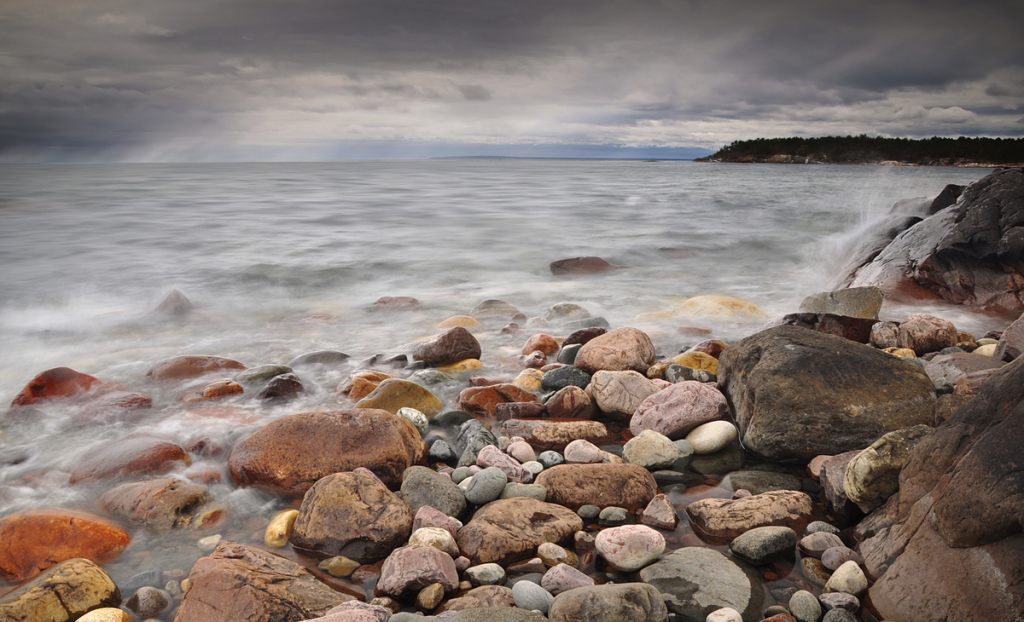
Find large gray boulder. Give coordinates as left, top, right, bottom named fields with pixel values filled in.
left=718, top=325, right=936, bottom=461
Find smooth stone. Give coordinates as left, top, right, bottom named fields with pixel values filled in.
left=413, top=326, right=482, bottom=367
left=823, top=561, right=868, bottom=596
left=375, top=545, right=459, bottom=599
left=459, top=384, right=541, bottom=418
left=456, top=498, right=582, bottom=566
left=537, top=451, right=564, bottom=469
left=477, top=445, right=533, bottom=484
left=598, top=506, right=633, bottom=526
left=236, top=364, right=294, bottom=383
left=412, top=505, right=461, bottom=539
left=707, top=608, right=744, bottom=622
left=500, top=482, right=547, bottom=501
left=409, top=527, right=460, bottom=558
left=664, top=364, right=716, bottom=383
left=499, top=419, right=613, bottom=450
left=630, top=380, right=730, bottom=439
left=800, top=286, right=883, bottom=320
left=535, top=463, right=658, bottom=511
left=541, top=564, right=595, bottom=595
left=729, top=526, right=798, bottom=565
left=319, top=556, right=360, bottom=578
left=541, top=366, right=592, bottom=392
left=512, top=580, right=554, bottom=614
left=673, top=439, right=695, bottom=470
left=842, top=424, right=933, bottom=513
left=396, top=407, right=429, bottom=436
left=563, top=439, right=603, bottom=463
left=574, top=328, right=656, bottom=375
left=465, top=563, right=506, bottom=586
left=557, top=344, right=582, bottom=365
left=506, top=440, right=536, bottom=463
left=818, top=592, right=860, bottom=613
left=522, top=461, right=544, bottom=475
left=800, top=557, right=832, bottom=588
left=688, top=441, right=745, bottom=476
left=685, top=420, right=739, bottom=454
left=545, top=385, right=596, bottom=420
left=686, top=490, right=814, bottom=541
left=356, top=379, right=443, bottom=417
left=789, top=590, right=822, bottom=622
left=256, top=372, right=304, bottom=401
left=537, top=542, right=577, bottom=568
left=145, top=355, right=246, bottom=382
left=622, top=429, right=678, bottom=469
left=898, top=314, right=958, bottom=355
left=99, top=477, right=210, bottom=530
left=78, top=609, right=133, bottom=622
left=415, top=582, right=445, bottom=611
left=594, top=525, right=665, bottom=571
left=672, top=294, right=770, bottom=319
left=589, top=370, right=662, bottom=417
left=577, top=505, right=600, bottom=519
left=464, top=467, right=509, bottom=505
left=125, top=586, right=168, bottom=618
left=0, top=559, right=121, bottom=622
left=820, top=546, right=863, bottom=571
left=69, top=436, right=190, bottom=484
left=288, top=350, right=350, bottom=367
left=547, top=583, right=668, bottom=622
left=805, top=521, right=841, bottom=536
left=429, top=440, right=458, bottom=464
left=822, top=610, right=857, bottom=622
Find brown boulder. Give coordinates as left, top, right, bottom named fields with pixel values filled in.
left=0, top=558, right=121, bottom=622
left=228, top=410, right=427, bottom=496
left=549, top=256, right=622, bottom=275
left=498, top=419, right=612, bottom=450
left=686, top=490, right=814, bottom=542
left=146, top=355, right=246, bottom=382
left=355, top=379, right=443, bottom=416
left=70, top=436, right=190, bottom=484
left=897, top=314, right=958, bottom=355
left=175, top=540, right=352, bottom=621
left=547, top=583, right=668, bottom=622
left=544, top=386, right=595, bottom=419
left=457, top=384, right=540, bottom=418
left=291, top=471, right=413, bottom=563
left=374, top=545, right=458, bottom=600
left=412, top=327, right=482, bottom=367
left=438, top=585, right=514, bottom=612
left=0, top=510, right=131, bottom=583
left=534, top=463, right=658, bottom=511
left=10, top=367, right=112, bottom=408
left=456, top=498, right=583, bottom=566
left=574, top=328, right=656, bottom=375
left=99, top=478, right=211, bottom=530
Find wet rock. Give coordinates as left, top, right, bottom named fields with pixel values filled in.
left=821, top=546, right=863, bottom=572
left=125, top=586, right=168, bottom=618
left=897, top=314, right=959, bottom=355
left=685, top=420, right=738, bottom=454
left=541, top=563, right=594, bottom=594
left=718, top=325, right=935, bottom=461
left=547, top=583, right=668, bottom=622
left=339, top=370, right=392, bottom=402
left=639, top=547, right=771, bottom=622
left=789, top=590, right=821, bottom=622
left=545, top=303, right=591, bottom=322
left=924, top=351, right=1004, bottom=385
left=780, top=313, right=879, bottom=344
left=456, top=498, right=582, bottom=566
left=563, top=327, right=607, bottom=347
left=68, top=390, right=153, bottom=427
left=9, top=367, right=113, bottom=408
left=869, top=321, right=900, bottom=349
left=457, top=384, right=540, bottom=418
left=673, top=294, right=770, bottom=318
left=995, top=312, right=1024, bottom=361
left=499, top=419, right=612, bottom=450
left=78, top=608, right=133, bottom=622
left=465, top=563, right=506, bottom=586
left=374, top=545, right=460, bottom=600
left=373, top=295, right=420, bottom=309
left=512, top=580, right=554, bottom=613
left=622, top=429, right=678, bottom=469
left=428, top=440, right=458, bottom=464
left=0, top=558, right=121, bottom=622
left=640, top=493, right=678, bottom=529
left=629, top=380, right=729, bottom=439
left=534, top=463, right=657, bottom=510
left=176, top=540, right=351, bottom=620
left=557, top=343, right=581, bottom=365
left=594, top=525, right=665, bottom=571
left=664, top=364, right=716, bottom=383
left=356, top=378, right=443, bottom=416
left=522, top=333, right=559, bottom=356
left=494, top=401, right=546, bottom=421
left=800, top=557, right=832, bottom=588
left=550, top=256, right=621, bottom=275
left=537, top=542, right=576, bottom=567
left=70, top=436, right=190, bottom=484
left=291, top=471, right=413, bottom=563
left=401, top=466, right=466, bottom=518
left=574, top=327, right=656, bottom=375
left=413, top=327, right=482, bottom=367
left=471, top=299, right=521, bottom=320
left=722, top=470, right=802, bottom=495
left=819, top=591, right=859, bottom=613
left=235, top=364, right=294, bottom=384
left=99, top=477, right=210, bottom=530
left=589, top=370, right=661, bottom=418
left=151, top=288, right=192, bottom=315
left=729, top=526, right=798, bottom=565
left=0, top=509, right=130, bottom=583
left=562, top=439, right=604, bottom=464
left=265, top=509, right=299, bottom=547
left=228, top=409, right=427, bottom=496
left=843, top=424, right=933, bottom=512
left=799, top=286, right=883, bottom=320
left=288, top=349, right=350, bottom=367
left=464, top=467, right=509, bottom=505
left=180, top=379, right=244, bottom=404
left=145, top=355, right=246, bottom=382
left=686, top=490, right=814, bottom=541
left=397, top=407, right=429, bottom=436
left=256, top=373, right=304, bottom=401
left=454, top=418, right=499, bottom=466
left=505, top=440, right=536, bottom=464
left=540, top=366, right=592, bottom=392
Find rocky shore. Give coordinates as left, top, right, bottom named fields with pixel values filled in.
left=2, top=169, right=1024, bottom=622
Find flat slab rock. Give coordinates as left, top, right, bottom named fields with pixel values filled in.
left=686, top=490, right=814, bottom=542
left=534, top=463, right=658, bottom=511
left=456, top=498, right=582, bottom=566
left=499, top=419, right=613, bottom=450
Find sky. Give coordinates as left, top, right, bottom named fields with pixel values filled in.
left=1, top=0, right=1022, bottom=162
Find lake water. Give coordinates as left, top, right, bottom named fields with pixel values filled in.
left=0, top=160, right=1000, bottom=594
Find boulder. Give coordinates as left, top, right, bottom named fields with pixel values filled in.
left=549, top=256, right=621, bottom=275
left=401, top=466, right=466, bottom=518
left=68, top=437, right=189, bottom=486
left=457, top=384, right=540, bottom=418
left=629, top=380, right=728, bottom=439
left=870, top=321, right=900, bottom=349
left=589, top=370, right=661, bottom=418
left=375, top=544, right=458, bottom=600
left=686, top=490, right=814, bottom=542
left=99, top=478, right=210, bottom=530
left=995, top=311, right=1024, bottom=361
left=925, top=351, right=1004, bottom=384
left=412, top=327, right=482, bottom=367
left=858, top=354, right=1024, bottom=620
left=846, top=168, right=1024, bottom=313
left=640, top=493, right=679, bottom=529
left=145, top=355, right=246, bottom=381
left=780, top=313, right=879, bottom=344
left=499, top=419, right=612, bottom=450
left=799, top=286, right=883, bottom=319
left=9, top=367, right=112, bottom=408
left=718, top=325, right=935, bottom=461
left=228, top=410, right=427, bottom=496
left=843, top=424, right=933, bottom=512
left=0, top=509, right=130, bottom=583
left=638, top=547, right=771, bottom=622
left=455, top=498, right=582, bottom=566
left=547, top=584, right=668, bottom=622
left=534, top=463, right=658, bottom=510
left=355, top=379, right=443, bottom=416
left=174, top=540, right=352, bottom=620
left=291, top=471, right=413, bottom=563
left=0, top=558, right=121, bottom=622
left=897, top=314, right=958, bottom=355
left=544, top=386, right=595, bottom=419
left=573, top=328, right=656, bottom=375
left=437, top=585, right=514, bottom=612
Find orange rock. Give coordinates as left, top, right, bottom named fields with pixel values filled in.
left=522, top=334, right=559, bottom=356
left=457, top=384, right=540, bottom=418
left=70, top=436, right=191, bottom=484
left=0, top=509, right=131, bottom=583
left=70, top=390, right=153, bottom=426
left=338, top=370, right=392, bottom=402
left=180, top=379, right=244, bottom=404
left=145, top=356, right=246, bottom=382
left=10, top=367, right=113, bottom=407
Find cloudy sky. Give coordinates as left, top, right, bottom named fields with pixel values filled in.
left=1, top=0, right=1022, bottom=161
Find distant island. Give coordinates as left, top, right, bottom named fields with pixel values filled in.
left=696, top=135, right=1024, bottom=166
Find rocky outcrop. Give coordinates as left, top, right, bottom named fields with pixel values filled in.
left=0, top=558, right=121, bottom=622
left=718, top=325, right=935, bottom=461
left=228, top=410, right=427, bottom=496
left=0, top=510, right=131, bottom=583
left=455, top=498, right=582, bottom=566
left=845, top=168, right=1024, bottom=313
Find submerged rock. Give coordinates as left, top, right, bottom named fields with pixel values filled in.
left=99, top=477, right=210, bottom=530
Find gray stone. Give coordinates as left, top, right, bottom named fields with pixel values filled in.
left=537, top=451, right=564, bottom=469
left=805, top=521, right=841, bottom=536
left=799, top=287, right=883, bottom=320
left=443, top=608, right=546, bottom=622
left=557, top=344, right=582, bottom=365
left=672, top=439, right=694, bottom=470
left=125, top=586, right=169, bottom=618
left=512, top=580, right=554, bottom=614
left=429, top=440, right=458, bottom=464
left=789, top=590, right=822, bottom=622
left=729, top=526, right=798, bottom=565
left=236, top=364, right=295, bottom=384
left=819, top=591, right=859, bottom=613
left=541, top=366, right=592, bottom=392
left=577, top=505, right=600, bottom=519
left=722, top=470, right=802, bottom=495
left=665, top=364, right=716, bottom=383
left=821, top=547, right=863, bottom=572
left=822, top=609, right=857, bottom=622
left=500, top=483, right=547, bottom=501
left=455, top=419, right=498, bottom=467
left=622, top=429, right=678, bottom=469
left=402, top=465, right=467, bottom=518
left=465, top=563, right=506, bottom=587
left=464, top=467, right=508, bottom=505
left=598, top=506, right=632, bottom=526
left=870, top=321, right=900, bottom=349
left=547, top=583, right=668, bottom=622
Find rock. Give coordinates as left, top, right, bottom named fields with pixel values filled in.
left=408, top=525, right=460, bottom=557
left=319, top=556, right=360, bottom=578
left=550, top=256, right=621, bottom=275
left=545, top=303, right=591, bottom=322
left=685, top=420, right=738, bottom=454
left=540, top=366, right=592, bottom=392
left=471, top=299, right=521, bottom=320
left=721, top=471, right=802, bottom=495
left=291, top=471, right=413, bottom=563
left=522, top=333, right=559, bottom=355
left=823, top=560, right=868, bottom=596
left=228, top=409, right=427, bottom=496
left=455, top=498, right=582, bottom=566
left=256, top=373, right=304, bottom=401
left=729, top=526, right=798, bottom=565
left=396, top=407, right=429, bottom=436
left=414, top=583, right=444, bottom=611
left=145, top=355, right=246, bottom=382
left=412, top=505, right=461, bottom=539
left=499, top=419, right=612, bottom=450
left=505, top=440, right=536, bottom=463
left=78, top=608, right=133, bottom=622
left=954, top=368, right=1001, bottom=396
left=453, top=418, right=499, bottom=467
left=563, top=327, right=607, bottom=347
left=339, top=370, right=392, bottom=401
left=442, top=608, right=545, bottom=622
left=788, top=590, right=822, bottom=622
left=819, top=592, right=859, bottom=613
left=477, top=445, right=533, bottom=483
left=512, top=580, right=554, bottom=613
left=639, top=547, right=771, bottom=622
left=9, top=367, right=113, bottom=407
left=673, top=294, right=770, bottom=318
left=375, top=544, right=459, bottom=599
left=289, top=349, right=350, bottom=367
left=175, top=540, right=351, bottom=620
left=401, top=466, right=467, bottom=518
left=689, top=442, right=745, bottom=476
left=842, top=424, right=933, bottom=512
left=541, top=564, right=594, bottom=594
left=686, top=490, right=814, bottom=541
left=70, top=436, right=189, bottom=484
left=819, top=451, right=861, bottom=517
left=564, top=439, right=603, bottom=463
left=846, top=168, right=1024, bottom=312
left=800, top=557, right=832, bottom=588
left=897, top=314, right=959, bottom=355
left=995, top=312, right=1024, bottom=361
left=557, top=343, right=581, bottom=365
left=372, top=296, right=420, bottom=309
left=535, top=463, right=658, bottom=510
left=438, top=585, right=515, bottom=612
left=0, top=558, right=121, bottom=622
left=799, top=287, right=883, bottom=319
left=594, top=525, right=665, bottom=571
left=151, top=288, right=192, bottom=315
left=465, top=563, right=505, bottom=586
left=537, top=542, right=577, bottom=568
left=640, top=493, right=678, bottom=529
left=925, top=352, right=1004, bottom=387
left=235, top=364, right=294, bottom=384
left=99, top=477, right=210, bottom=530
left=820, top=547, right=863, bottom=572
left=870, top=321, right=900, bottom=349
left=669, top=350, right=720, bottom=374
left=501, top=483, right=547, bottom=501
left=622, top=429, right=678, bottom=469
left=708, top=608, right=744, bottom=622
left=799, top=532, right=845, bottom=558
left=589, top=371, right=662, bottom=418
left=598, top=506, right=631, bottom=526
left=125, top=586, right=168, bottom=618
left=547, top=583, right=668, bottom=622
left=458, top=384, right=540, bottom=418
left=429, top=439, right=458, bottom=464
left=537, top=451, right=564, bottom=469
left=629, top=380, right=729, bottom=439
left=464, top=467, right=509, bottom=505
left=780, top=313, right=879, bottom=344
left=822, top=610, right=857, bottom=622
left=265, top=510, right=300, bottom=547
left=664, top=364, right=716, bottom=383
left=356, top=379, right=443, bottom=416
left=574, top=328, right=656, bottom=375
left=718, top=325, right=935, bottom=461
left=413, top=327, right=482, bottom=367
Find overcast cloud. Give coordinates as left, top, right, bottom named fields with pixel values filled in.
left=1, top=0, right=1022, bottom=161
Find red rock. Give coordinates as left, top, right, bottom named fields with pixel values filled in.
left=563, top=327, right=607, bottom=347
left=349, top=565, right=381, bottom=585
left=544, top=386, right=595, bottom=419
left=374, top=545, right=458, bottom=599
left=10, top=367, right=112, bottom=407
left=550, top=256, right=622, bottom=275
left=0, top=509, right=131, bottom=582
left=145, top=356, right=246, bottom=382
left=180, top=379, right=243, bottom=404
left=534, top=463, right=659, bottom=510
left=457, top=384, right=540, bottom=418
left=413, top=327, right=482, bottom=367
left=574, top=327, right=656, bottom=375
left=70, top=436, right=190, bottom=484
left=686, top=339, right=728, bottom=359
left=522, top=334, right=559, bottom=356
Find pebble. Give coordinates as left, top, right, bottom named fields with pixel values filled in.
left=507, top=440, right=536, bottom=463
left=578, top=505, right=600, bottom=519
left=819, top=592, right=859, bottom=613
left=640, top=493, right=679, bottom=529
left=594, top=525, right=665, bottom=571
left=564, top=439, right=603, bottom=463
left=465, top=563, right=506, bottom=586
left=512, top=579, right=554, bottom=614
left=318, top=555, right=360, bottom=577
left=397, top=407, right=430, bottom=436
left=799, top=532, right=844, bottom=558
left=197, top=534, right=222, bottom=552
left=707, top=608, right=743, bottom=622
left=822, top=609, right=858, bottom=622
left=685, top=420, right=739, bottom=454
left=125, top=586, right=169, bottom=618
left=541, top=366, right=592, bottom=392
left=537, top=451, right=564, bottom=469
left=622, top=429, right=679, bottom=469
left=729, top=526, right=798, bottom=565
left=464, top=467, right=508, bottom=505
left=800, top=557, right=832, bottom=588
left=416, top=582, right=445, bottom=611
left=541, top=563, right=595, bottom=594
left=264, top=509, right=299, bottom=547
left=429, top=440, right=458, bottom=464
left=824, top=560, right=868, bottom=596
left=538, top=542, right=577, bottom=568
left=789, top=590, right=822, bottom=622
left=598, top=506, right=632, bottom=526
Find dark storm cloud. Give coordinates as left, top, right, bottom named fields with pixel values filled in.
left=1, top=0, right=1022, bottom=160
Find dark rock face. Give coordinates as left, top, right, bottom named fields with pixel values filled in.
left=845, top=168, right=1024, bottom=314
left=412, top=327, right=482, bottom=367
left=174, top=540, right=351, bottom=621
left=858, top=354, right=1024, bottom=621
left=0, top=558, right=121, bottom=622
left=718, top=325, right=936, bottom=462
left=228, top=410, right=427, bottom=496
left=549, top=257, right=622, bottom=275
left=995, top=311, right=1024, bottom=361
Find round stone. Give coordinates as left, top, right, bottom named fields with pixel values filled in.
left=500, top=482, right=547, bottom=501
left=512, top=579, right=554, bottom=614
left=578, top=505, right=600, bottom=519
left=598, top=506, right=632, bottom=526
left=729, top=526, right=798, bottom=565
left=125, top=586, right=169, bottom=618
left=564, top=439, right=603, bottom=463
left=789, top=590, right=822, bottom=622
left=409, top=527, right=459, bottom=557
left=673, top=439, right=695, bottom=471
left=507, top=441, right=536, bottom=464
left=799, top=532, right=844, bottom=558
left=822, top=609, right=858, bottom=622
left=623, top=429, right=679, bottom=469
left=824, top=560, right=868, bottom=596
left=397, top=407, right=430, bottom=436
left=465, top=563, right=506, bottom=586
left=594, top=525, right=665, bottom=571
left=464, top=467, right=508, bottom=505
left=821, top=546, right=864, bottom=572
left=805, top=521, right=841, bottom=536
left=429, top=440, right=458, bottom=464
left=685, top=420, right=738, bottom=454
left=707, top=607, right=743, bottom=622
left=537, top=451, right=564, bottom=469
